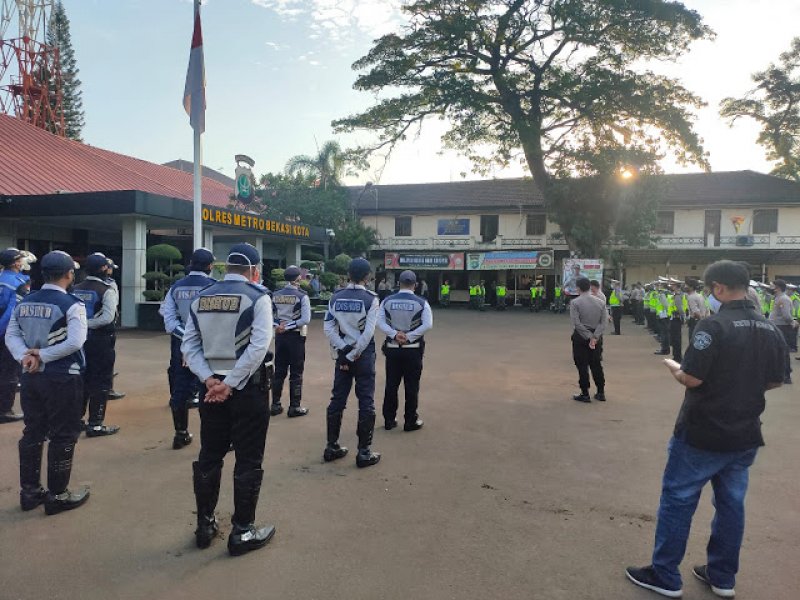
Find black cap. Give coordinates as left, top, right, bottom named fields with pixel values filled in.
left=189, top=247, right=215, bottom=270
left=85, top=252, right=109, bottom=273
left=284, top=265, right=302, bottom=281
left=348, top=258, right=371, bottom=282
left=227, top=243, right=261, bottom=267
left=0, top=247, right=23, bottom=267
left=41, top=251, right=78, bottom=273
left=398, top=270, right=417, bottom=284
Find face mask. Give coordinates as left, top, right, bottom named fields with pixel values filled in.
left=707, top=293, right=722, bottom=314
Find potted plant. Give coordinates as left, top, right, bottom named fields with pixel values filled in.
left=139, top=243, right=183, bottom=330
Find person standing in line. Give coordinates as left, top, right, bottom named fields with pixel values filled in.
left=626, top=260, right=787, bottom=599
left=72, top=253, right=120, bottom=437
left=322, top=258, right=381, bottom=468
left=768, top=279, right=795, bottom=384
left=668, top=282, right=686, bottom=363
left=182, top=243, right=276, bottom=556
left=420, top=279, right=429, bottom=300
left=686, top=281, right=706, bottom=338
left=377, top=278, right=388, bottom=302
left=269, top=265, right=311, bottom=418
left=0, top=248, right=28, bottom=423
left=570, top=278, right=607, bottom=403
left=609, top=279, right=623, bottom=335
left=103, top=258, right=126, bottom=402
left=7, top=251, right=90, bottom=514
left=439, top=279, right=450, bottom=308
left=478, top=280, right=486, bottom=312
left=655, top=283, right=671, bottom=356
left=160, top=248, right=216, bottom=449
left=787, top=283, right=800, bottom=352
left=495, top=280, right=507, bottom=310
left=377, top=270, right=432, bottom=432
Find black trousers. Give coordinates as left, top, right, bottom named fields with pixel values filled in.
left=611, top=306, right=622, bottom=334
left=669, top=318, right=683, bottom=362
left=382, top=346, right=424, bottom=424
left=0, top=341, right=21, bottom=413
left=658, top=319, right=670, bottom=352
left=20, top=373, right=83, bottom=446
left=777, top=325, right=794, bottom=380
left=198, top=379, right=269, bottom=475
left=571, top=332, right=605, bottom=394
left=168, top=336, right=199, bottom=409
left=327, top=346, right=376, bottom=418
left=84, top=331, right=115, bottom=396
left=272, top=332, right=305, bottom=403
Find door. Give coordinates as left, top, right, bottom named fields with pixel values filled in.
left=704, top=210, right=721, bottom=247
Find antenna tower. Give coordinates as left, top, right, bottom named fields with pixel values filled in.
left=0, top=0, right=64, bottom=135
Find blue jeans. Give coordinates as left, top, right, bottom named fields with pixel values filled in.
left=652, top=436, right=757, bottom=590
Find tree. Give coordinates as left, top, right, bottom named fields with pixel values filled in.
left=333, top=0, right=711, bottom=254
left=248, top=172, right=351, bottom=229
left=285, top=140, right=346, bottom=190
left=332, top=220, right=378, bottom=257
left=720, top=38, right=800, bottom=182
left=47, top=1, right=85, bottom=140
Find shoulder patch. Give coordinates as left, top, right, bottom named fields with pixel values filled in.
left=693, top=330, right=713, bottom=351
left=197, top=295, right=241, bottom=313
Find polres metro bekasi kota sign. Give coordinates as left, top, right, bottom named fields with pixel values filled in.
left=202, top=207, right=311, bottom=239
left=467, top=250, right=554, bottom=270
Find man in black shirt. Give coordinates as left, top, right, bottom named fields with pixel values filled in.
left=626, top=260, right=786, bottom=599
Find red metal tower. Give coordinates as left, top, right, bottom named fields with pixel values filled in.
left=0, top=1, right=64, bottom=135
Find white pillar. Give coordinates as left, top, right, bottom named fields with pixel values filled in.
left=121, top=217, right=147, bottom=328
left=285, top=240, right=302, bottom=266
left=203, top=228, right=214, bottom=251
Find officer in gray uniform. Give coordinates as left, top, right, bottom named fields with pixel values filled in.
left=73, top=253, right=120, bottom=437
left=570, top=277, right=607, bottom=402
left=6, top=251, right=90, bottom=514
left=322, top=257, right=381, bottom=468
left=269, top=265, right=311, bottom=418
left=377, top=270, right=433, bottom=431
left=160, top=248, right=216, bottom=449
left=182, top=243, right=276, bottom=556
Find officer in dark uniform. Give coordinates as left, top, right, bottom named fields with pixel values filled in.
left=269, top=265, right=311, bottom=418
left=160, top=248, right=216, bottom=449
left=322, top=257, right=381, bottom=468
left=6, top=251, right=90, bottom=514
left=104, top=258, right=126, bottom=401
left=0, top=247, right=28, bottom=423
left=73, top=253, right=120, bottom=437
left=377, top=270, right=433, bottom=432
left=626, top=260, right=787, bottom=599
left=182, top=243, right=276, bottom=556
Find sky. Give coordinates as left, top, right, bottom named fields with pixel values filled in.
left=43, top=0, right=800, bottom=186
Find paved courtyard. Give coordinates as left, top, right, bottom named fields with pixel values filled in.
left=0, top=309, right=798, bottom=600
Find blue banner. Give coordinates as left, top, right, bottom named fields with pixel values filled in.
left=437, top=218, right=470, bottom=235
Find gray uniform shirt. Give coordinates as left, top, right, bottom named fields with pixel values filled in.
left=570, top=292, right=607, bottom=340
left=769, top=292, right=794, bottom=326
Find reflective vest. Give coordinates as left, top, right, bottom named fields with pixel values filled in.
left=479, top=285, right=486, bottom=296
left=667, top=294, right=677, bottom=317
left=609, top=291, right=621, bottom=306
left=441, top=284, right=450, bottom=296
left=682, top=295, right=689, bottom=315
left=496, top=285, right=506, bottom=298
left=469, top=285, right=477, bottom=297
left=530, top=287, right=537, bottom=298
left=554, top=287, right=562, bottom=298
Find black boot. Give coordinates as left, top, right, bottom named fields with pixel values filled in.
left=269, top=385, right=283, bottom=416
left=323, top=411, right=348, bottom=462
left=192, top=461, right=221, bottom=549
left=287, top=382, right=308, bottom=418
left=355, top=413, right=381, bottom=468
left=44, top=442, right=89, bottom=515
left=85, top=392, right=120, bottom=437
left=228, top=469, right=276, bottom=556
left=19, top=440, right=46, bottom=511
left=171, top=405, right=192, bottom=449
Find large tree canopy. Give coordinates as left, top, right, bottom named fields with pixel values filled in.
left=720, top=37, right=800, bottom=182
left=285, top=140, right=347, bottom=190
left=334, top=0, right=712, bottom=255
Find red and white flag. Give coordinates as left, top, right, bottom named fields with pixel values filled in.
left=183, top=2, right=205, bottom=133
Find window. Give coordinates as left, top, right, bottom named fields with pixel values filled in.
left=655, top=211, right=674, bottom=235
left=526, top=213, right=546, bottom=236
left=480, top=215, right=499, bottom=242
left=752, top=209, right=778, bottom=234
left=394, top=216, right=412, bottom=237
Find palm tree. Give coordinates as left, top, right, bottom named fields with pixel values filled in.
left=285, top=140, right=345, bottom=190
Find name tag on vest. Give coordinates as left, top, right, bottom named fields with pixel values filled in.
left=19, top=304, right=53, bottom=319
left=273, top=295, right=297, bottom=305
left=198, top=295, right=241, bottom=312
left=334, top=300, right=363, bottom=313
left=388, top=301, right=416, bottom=311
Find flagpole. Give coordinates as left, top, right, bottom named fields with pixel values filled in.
left=192, top=0, right=203, bottom=250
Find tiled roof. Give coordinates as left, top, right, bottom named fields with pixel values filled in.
left=0, top=114, right=232, bottom=207
left=349, top=171, right=800, bottom=214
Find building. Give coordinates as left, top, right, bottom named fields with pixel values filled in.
left=0, top=114, right=328, bottom=326
left=353, top=171, right=800, bottom=303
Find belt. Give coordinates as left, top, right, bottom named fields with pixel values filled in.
left=386, top=342, right=421, bottom=349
